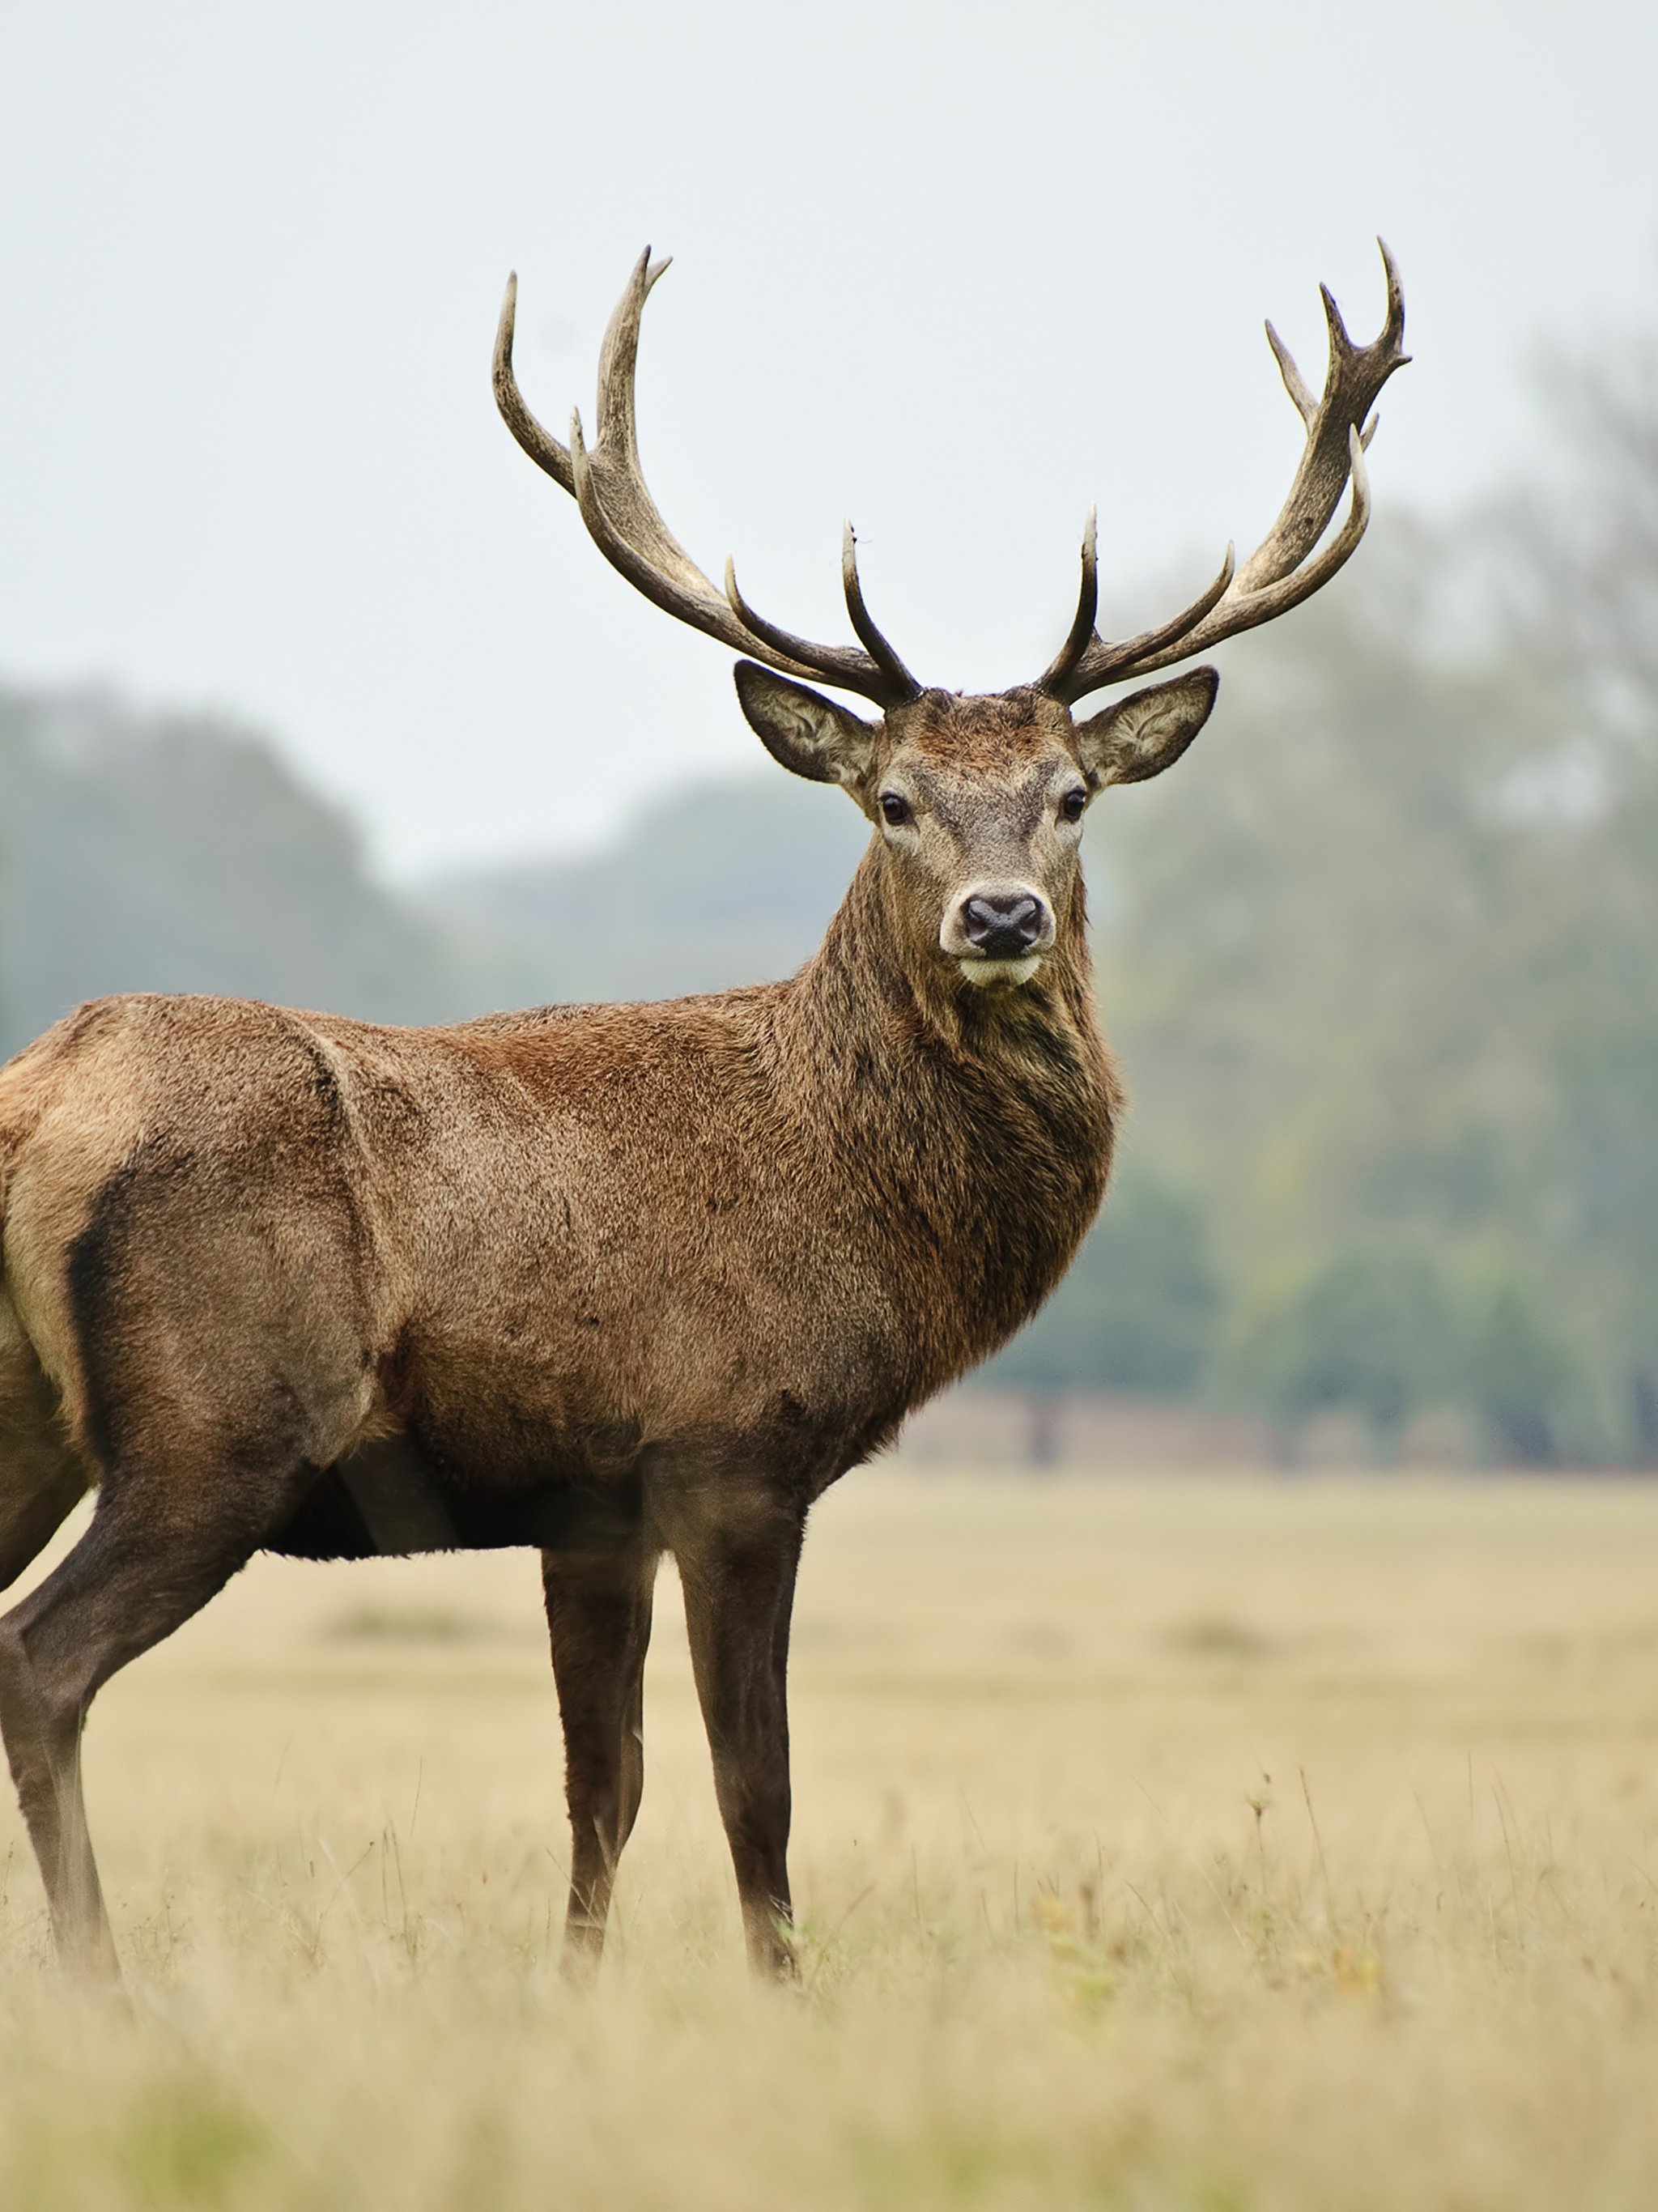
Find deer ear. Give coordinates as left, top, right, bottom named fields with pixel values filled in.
left=733, top=662, right=879, bottom=788
left=1073, top=668, right=1219, bottom=789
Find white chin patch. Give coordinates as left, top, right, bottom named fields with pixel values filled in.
left=957, top=955, right=1042, bottom=989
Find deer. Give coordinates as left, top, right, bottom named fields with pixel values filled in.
left=0, top=243, right=1407, bottom=1983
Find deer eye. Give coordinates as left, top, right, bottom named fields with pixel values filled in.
left=1059, top=787, right=1087, bottom=823
left=879, top=793, right=912, bottom=827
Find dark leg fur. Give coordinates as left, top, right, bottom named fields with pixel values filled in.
left=542, top=1540, right=659, bottom=1979
left=666, top=1490, right=805, bottom=1979
left=0, top=1325, right=90, bottom=1595
left=0, top=1462, right=87, bottom=1596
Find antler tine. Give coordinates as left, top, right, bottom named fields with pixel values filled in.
left=718, top=556, right=895, bottom=697
left=1042, top=530, right=1236, bottom=705
left=595, top=248, right=672, bottom=475
left=1045, top=240, right=1409, bottom=702
left=574, top=247, right=743, bottom=611
left=842, top=525, right=921, bottom=700
left=1379, top=234, right=1406, bottom=350
left=1265, top=319, right=1319, bottom=428
left=1035, top=510, right=1100, bottom=697
left=1107, top=425, right=1373, bottom=683
left=563, top=405, right=849, bottom=688
left=494, top=274, right=575, bottom=493
left=495, top=252, right=914, bottom=710
left=1228, top=236, right=1407, bottom=599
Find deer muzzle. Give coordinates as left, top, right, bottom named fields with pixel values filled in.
left=942, top=883, right=1055, bottom=987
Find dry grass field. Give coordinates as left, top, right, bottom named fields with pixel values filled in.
left=3, top=1467, right=1658, bottom=2210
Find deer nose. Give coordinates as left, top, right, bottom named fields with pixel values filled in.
left=962, top=891, right=1044, bottom=960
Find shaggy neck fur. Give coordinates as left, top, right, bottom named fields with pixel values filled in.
left=766, top=836, right=1121, bottom=1402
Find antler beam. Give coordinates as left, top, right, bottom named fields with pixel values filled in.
left=494, top=251, right=920, bottom=710
left=1041, top=240, right=1409, bottom=704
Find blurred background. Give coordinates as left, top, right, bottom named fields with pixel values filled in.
left=2, top=0, right=1655, bottom=1468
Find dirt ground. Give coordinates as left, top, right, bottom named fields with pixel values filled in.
left=3, top=1467, right=1658, bottom=2210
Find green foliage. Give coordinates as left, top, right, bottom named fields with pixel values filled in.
left=1461, top=1274, right=1577, bottom=1468
left=1239, top=1244, right=1455, bottom=1438
left=1234, top=1244, right=1579, bottom=1463
left=1086, top=527, right=1658, bottom=1460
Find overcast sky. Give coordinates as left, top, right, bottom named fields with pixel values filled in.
left=3, top=0, right=1656, bottom=875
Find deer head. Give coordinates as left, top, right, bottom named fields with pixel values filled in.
left=495, top=246, right=1408, bottom=994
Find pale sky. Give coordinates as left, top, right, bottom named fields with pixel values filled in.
left=3, top=0, right=1656, bottom=874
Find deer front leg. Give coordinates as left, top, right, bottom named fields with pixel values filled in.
left=667, top=1489, right=805, bottom=1980
left=542, top=1540, right=658, bottom=1980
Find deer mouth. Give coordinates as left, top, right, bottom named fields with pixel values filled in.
left=956, top=951, right=1044, bottom=988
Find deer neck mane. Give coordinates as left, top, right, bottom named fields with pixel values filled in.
left=771, top=840, right=1121, bottom=1382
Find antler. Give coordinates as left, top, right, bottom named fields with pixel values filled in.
left=1041, top=240, right=1410, bottom=705
left=494, top=250, right=920, bottom=709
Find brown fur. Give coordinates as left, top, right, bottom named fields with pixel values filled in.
left=0, top=663, right=1222, bottom=1982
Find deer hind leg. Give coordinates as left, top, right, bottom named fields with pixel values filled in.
left=0, top=1460, right=88, bottom=1595
left=665, top=1484, right=806, bottom=1980
left=0, top=1432, right=91, bottom=1942
left=0, top=1294, right=90, bottom=1595
left=542, top=1538, right=659, bottom=1979
left=0, top=1440, right=315, bottom=1979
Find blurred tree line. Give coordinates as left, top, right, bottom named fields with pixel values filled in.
left=991, top=320, right=1658, bottom=1465
left=0, top=691, right=473, bottom=1037
left=1, top=315, right=1652, bottom=1465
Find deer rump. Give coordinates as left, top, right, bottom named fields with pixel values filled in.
left=0, top=241, right=1406, bottom=1985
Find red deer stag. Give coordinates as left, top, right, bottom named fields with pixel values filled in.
left=0, top=245, right=1407, bottom=1980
